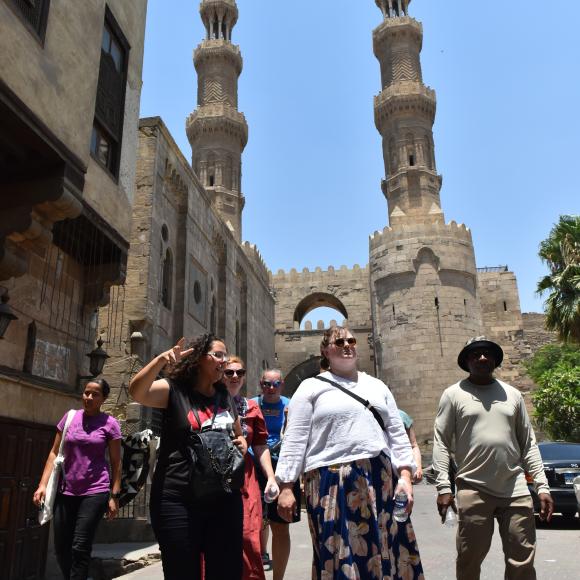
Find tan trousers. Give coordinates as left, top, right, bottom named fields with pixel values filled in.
left=455, top=483, right=537, bottom=580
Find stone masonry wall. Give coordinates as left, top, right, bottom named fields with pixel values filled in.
left=101, top=118, right=275, bottom=417
left=270, top=265, right=374, bottom=395
left=369, top=221, right=482, bottom=443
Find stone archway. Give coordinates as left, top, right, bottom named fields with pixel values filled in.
left=284, top=356, right=322, bottom=398
left=293, top=292, right=348, bottom=328
left=271, top=265, right=374, bottom=387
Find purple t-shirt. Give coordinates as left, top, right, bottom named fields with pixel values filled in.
left=57, top=410, right=121, bottom=496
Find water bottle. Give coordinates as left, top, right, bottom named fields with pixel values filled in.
left=264, top=482, right=280, bottom=504
left=393, top=491, right=408, bottom=522
left=444, top=508, right=457, bottom=527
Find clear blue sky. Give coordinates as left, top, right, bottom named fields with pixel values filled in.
left=140, top=0, right=579, bottom=318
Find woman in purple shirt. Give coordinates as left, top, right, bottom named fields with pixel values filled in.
left=33, top=379, right=122, bottom=580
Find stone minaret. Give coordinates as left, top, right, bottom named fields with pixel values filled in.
left=187, top=0, right=248, bottom=242
left=369, top=0, right=483, bottom=442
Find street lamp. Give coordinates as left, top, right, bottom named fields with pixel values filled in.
left=0, top=293, right=18, bottom=339
left=79, top=338, right=110, bottom=380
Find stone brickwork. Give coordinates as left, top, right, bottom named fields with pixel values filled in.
left=270, top=265, right=373, bottom=396
left=101, top=117, right=275, bottom=418
left=0, top=0, right=147, bottom=426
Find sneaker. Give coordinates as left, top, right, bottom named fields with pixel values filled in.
left=262, top=552, right=272, bottom=571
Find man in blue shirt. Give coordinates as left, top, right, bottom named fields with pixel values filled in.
left=252, top=369, right=300, bottom=579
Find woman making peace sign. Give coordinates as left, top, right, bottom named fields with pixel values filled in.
left=130, top=334, right=247, bottom=580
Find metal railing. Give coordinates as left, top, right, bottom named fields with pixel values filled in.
left=477, top=265, right=508, bottom=273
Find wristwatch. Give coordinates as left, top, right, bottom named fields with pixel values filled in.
left=110, top=492, right=121, bottom=500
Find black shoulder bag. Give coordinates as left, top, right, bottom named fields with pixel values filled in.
left=314, top=375, right=385, bottom=430
left=186, top=392, right=245, bottom=500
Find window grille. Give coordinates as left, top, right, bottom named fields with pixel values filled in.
left=91, top=7, right=130, bottom=177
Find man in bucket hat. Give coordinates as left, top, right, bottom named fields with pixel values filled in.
left=433, top=336, right=554, bottom=580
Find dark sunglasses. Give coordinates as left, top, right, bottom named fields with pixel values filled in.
left=223, top=369, right=246, bottom=378
left=261, top=380, right=282, bottom=388
left=333, top=337, right=357, bottom=348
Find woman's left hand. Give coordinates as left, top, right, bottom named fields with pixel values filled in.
left=106, top=497, right=119, bottom=519
left=233, top=435, right=248, bottom=456
left=394, top=475, right=414, bottom=515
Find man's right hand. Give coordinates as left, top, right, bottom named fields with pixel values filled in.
left=436, top=492, right=457, bottom=523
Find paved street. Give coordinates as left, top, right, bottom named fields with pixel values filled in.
left=122, top=485, right=580, bottom=579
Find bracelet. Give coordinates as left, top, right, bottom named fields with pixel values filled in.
left=110, top=492, right=121, bottom=499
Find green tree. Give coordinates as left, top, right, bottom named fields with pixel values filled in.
left=536, top=215, right=580, bottom=342
left=525, top=344, right=580, bottom=442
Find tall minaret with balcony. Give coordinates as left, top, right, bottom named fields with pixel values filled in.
left=369, top=0, right=482, bottom=441
left=187, top=0, right=248, bottom=242
left=373, top=0, right=442, bottom=226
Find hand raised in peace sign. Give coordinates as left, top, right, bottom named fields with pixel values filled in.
left=158, top=337, right=195, bottom=368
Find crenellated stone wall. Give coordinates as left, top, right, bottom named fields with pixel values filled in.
left=369, top=220, right=483, bottom=442
left=270, top=264, right=373, bottom=396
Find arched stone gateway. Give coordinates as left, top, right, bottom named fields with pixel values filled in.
left=271, top=265, right=375, bottom=387
left=284, top=356, right=322, bottom=398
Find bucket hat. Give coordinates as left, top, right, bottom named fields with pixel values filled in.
left=457, top=336, right=503, bottom=372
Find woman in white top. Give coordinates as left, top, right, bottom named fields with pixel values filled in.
left=276, top=326, right=424, bottom=580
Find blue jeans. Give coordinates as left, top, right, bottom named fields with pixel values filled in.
left=53, top=492, right=109, bottom=579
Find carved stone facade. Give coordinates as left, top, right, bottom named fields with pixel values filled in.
left=187, top=0, right=247, bottom=243
left=101, top=0, right=275, bottom=419
left=101, top=117, right=275, bottom=419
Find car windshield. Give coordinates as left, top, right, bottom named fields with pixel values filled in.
left=539, top=443, right=580, bottom=461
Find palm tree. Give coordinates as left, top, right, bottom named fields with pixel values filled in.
left=537, top=215, right=580, bottom=342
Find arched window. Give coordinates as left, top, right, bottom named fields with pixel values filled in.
left=161, top=249, right=173, bottom=309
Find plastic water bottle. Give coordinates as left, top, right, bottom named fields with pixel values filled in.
left=444, top=508, right=457, bottom=527
left=393, top=491, right=408, bottom=522
left=264, top=482, right=280, bottom=504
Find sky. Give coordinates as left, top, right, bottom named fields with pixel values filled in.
left=140, top=0, right=579, bottom=321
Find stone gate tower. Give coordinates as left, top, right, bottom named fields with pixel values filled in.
left=369, top=0, right=482, bottom=440
left=187, top=0, right=248, bottom=242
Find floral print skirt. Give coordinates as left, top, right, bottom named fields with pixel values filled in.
left=304, top=453, right=424, bottom=580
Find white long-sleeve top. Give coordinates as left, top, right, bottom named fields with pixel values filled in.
left=275, top=371, right=415, bottom=483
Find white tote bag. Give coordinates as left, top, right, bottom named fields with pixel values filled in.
left=39, top=409, right=76, bottom=526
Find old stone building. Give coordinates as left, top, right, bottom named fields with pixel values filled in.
left=272, top=0, right=546, bottom=444
left=0, top=0, right=147, bottom=577
left=101, top=116, right=275, bottom=421
left=101, top=0, right=275, bottom=427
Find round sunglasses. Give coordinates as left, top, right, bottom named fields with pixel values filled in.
left=332, top=337, right=357, bottom=348
left=223, top=369, right=247, bottom=378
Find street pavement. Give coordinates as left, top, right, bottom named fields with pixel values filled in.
left=121, top=484, right=580, bottom=579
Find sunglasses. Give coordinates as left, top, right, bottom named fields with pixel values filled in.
left=333, top=337, right=357, bottom=348
left=261, top=380, right=282, bottom=389
left=223, top=369, right=247, bottom=378
left=208, top=351, right=229, bottom=361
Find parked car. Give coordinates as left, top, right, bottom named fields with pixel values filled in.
left=526, top=442, right=580, bottom=519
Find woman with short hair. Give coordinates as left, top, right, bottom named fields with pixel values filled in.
left=33, top=379, right=122, bottom=580
left=223, top=356, right=278, bottom=580
left=276, top=326, right=424, bottom=579
left=129, top=334, right=248, bottom=580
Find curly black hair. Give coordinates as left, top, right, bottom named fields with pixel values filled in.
left=166, top=333, right=225, bottom=387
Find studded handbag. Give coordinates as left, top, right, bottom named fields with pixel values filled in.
left=185, top=395, right=245, bottom=500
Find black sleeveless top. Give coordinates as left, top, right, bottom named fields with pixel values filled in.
left=151, top=380, right=238, bottom=497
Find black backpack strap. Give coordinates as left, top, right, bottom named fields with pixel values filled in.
left=314, top=375, right=385, bottom=431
